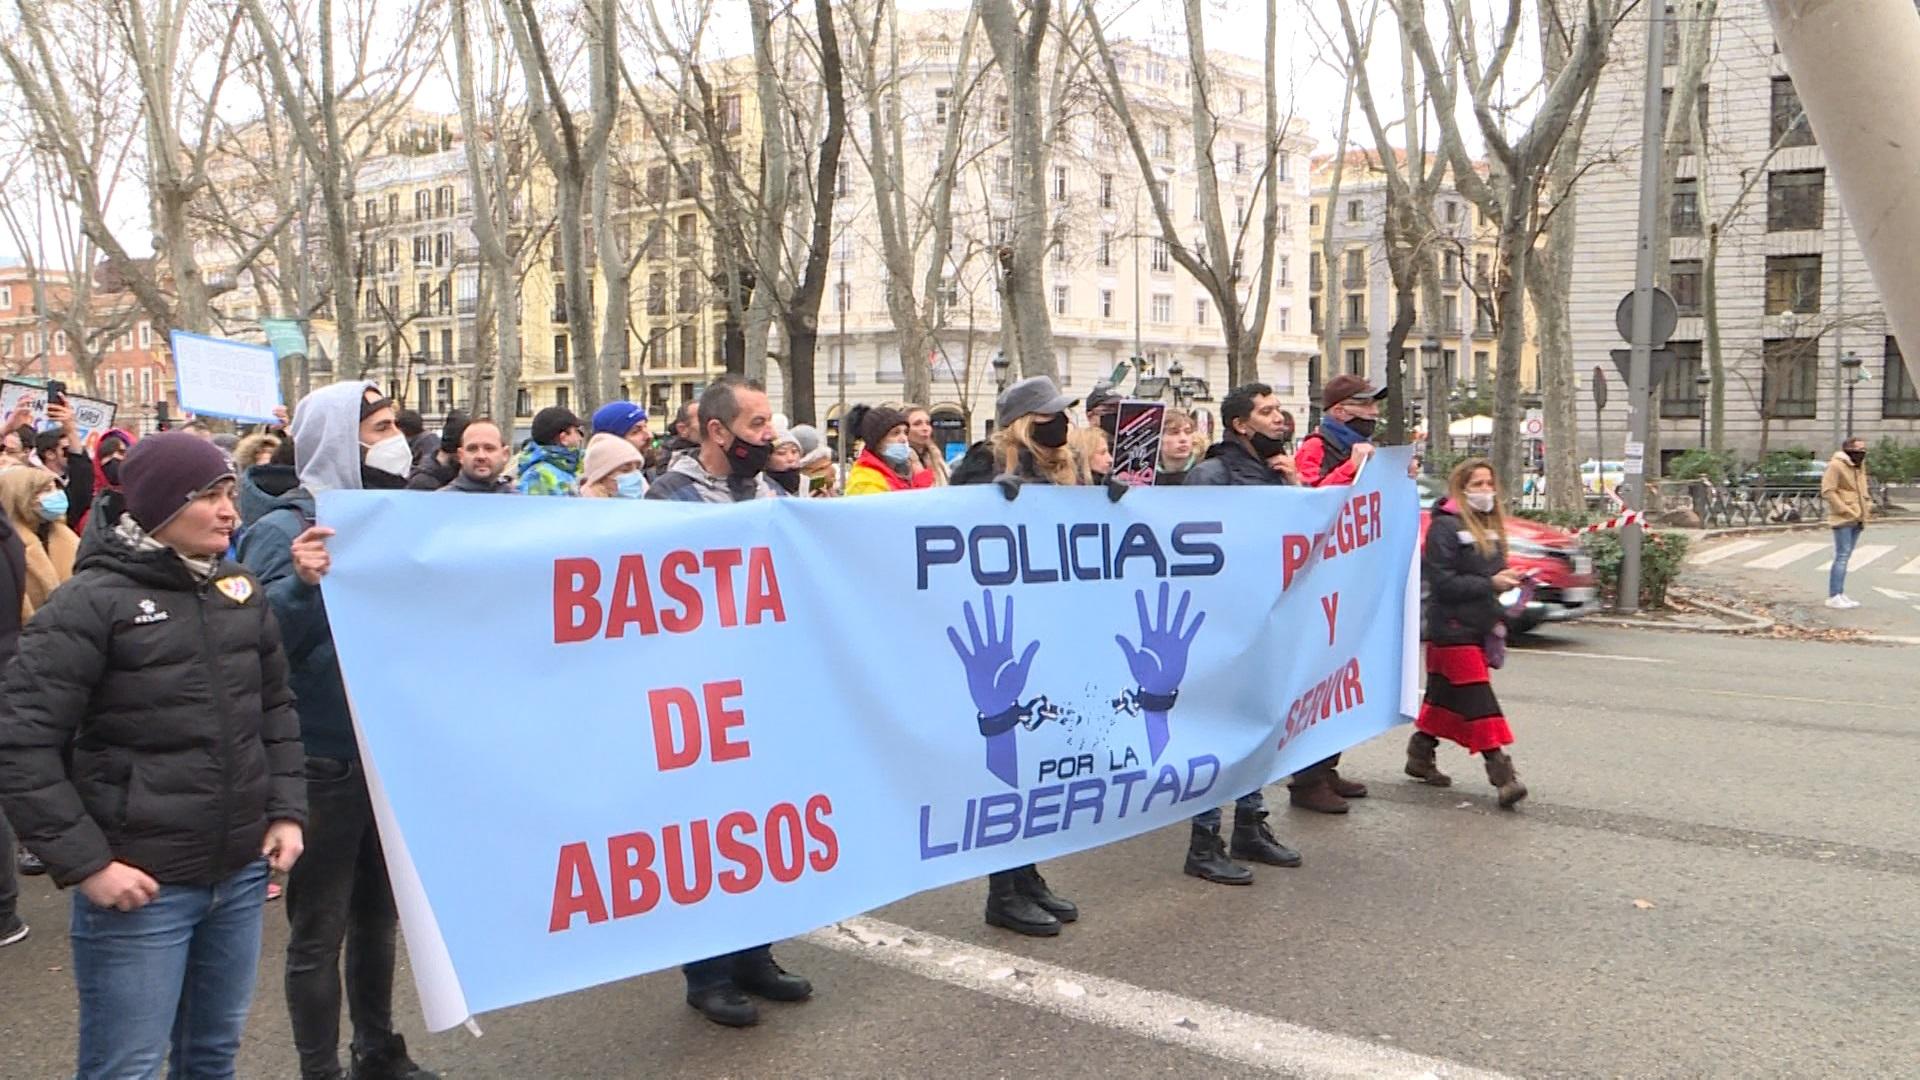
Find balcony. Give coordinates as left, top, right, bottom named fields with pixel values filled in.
left=457, top=296, right=478, bottom=315
left=550, top=307, right=568, bottom=322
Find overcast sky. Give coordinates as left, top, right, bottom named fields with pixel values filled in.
left=1, top=0, right=1536, bottom=268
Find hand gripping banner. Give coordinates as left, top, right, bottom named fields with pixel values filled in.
left=319, top=448, right=1421, bottom=1029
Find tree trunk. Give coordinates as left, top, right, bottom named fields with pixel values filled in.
left=978, top=0, right=1056, bottom=380
left=1704, top=228, right=1725, bottom=451
left=1489, top=201, right=1533, bottom=483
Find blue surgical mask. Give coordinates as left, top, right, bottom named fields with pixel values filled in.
left=881, top=442, right=912, bottom=466
left=614, top=471, right=647, bottom=499
left=36, top=489, right=68, bottom=522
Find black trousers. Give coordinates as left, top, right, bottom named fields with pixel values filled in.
left=0, top=807, right=18, bottom=924
left=284, top=757, right=403, bottom=1078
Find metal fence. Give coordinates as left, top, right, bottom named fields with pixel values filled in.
left=1651, top=478, right=1893, bottom=529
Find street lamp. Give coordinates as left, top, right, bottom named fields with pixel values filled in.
left=1694, top=372, right=1712, bottom=449
left=991, top=350, right=1010, bottom=392
left=1422, top=336, right=1443, bottom=473
left=1168, top=358, right=1187, bottom=407
left=1840, top=351, right=1864, bottom=436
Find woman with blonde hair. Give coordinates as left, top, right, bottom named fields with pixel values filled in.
left=904, top=406, right=950, bottom=486
left=1074, top=425, right=1113, bottom=485
left=0, top=465, right=79, bottom=617
left=1156, top=408, right=1201, bottom=485
left=1409, top=457, right=1528, bottom=807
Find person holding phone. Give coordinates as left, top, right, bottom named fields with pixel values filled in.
left=1409, top=457, right=1529, bottom=808
left=17, top=397, right=96, bottom=533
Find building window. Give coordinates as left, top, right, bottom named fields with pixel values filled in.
left=1885, top=336, right=1920, bottom=418
left=1762, top=337, right=1819, bottom=419
left=52, top=331, right=66, bottom=355
left=1150, top=238, right=1171, bottom=273
left=1344, top=249, right=1365, bottom=286
left=719, top=94, right=742, bottom=133
left=1100, top=289, right=1115, bottom=319
left=1441, top=294, right=1460, bottom=333
left=678, top=162, right=703, bottom=200
left=1660, top=341, right=1704, bottom=419
left=516, top=387, right=532, bottom=417
left=1309, top=297, right=1322, bottom=334
left=1344, top=348, right=1366, bottom=378
left=679, top=326, right=699, bottom=368
left=553, top=334, right=570, bottom=374
left=1151, top=124, right=1171, bottom=158
left=994, top=157, right=1012, bottom=197
left=834, top=281, right=852, bottom=313
left=1052, top=166, right=1069, bottom=201
left=678, top=269, right=698, bottom=313
left=648, top=273, right=667, bottom=316
left=1473, top=350, right=1490, bottom=385
left=1671, top=178, right=1702, bottom=236
left=1097, top=232, right=1113, bottom=268
left=1659, top=85, right=1710, bottom=153
left=1765, top=255, right=1822, bottom=315
left=1309, top=203, right=1320, bottom=227
left=1232, top=142, right=1246, bottom=176
left=140, top=368, right=153, bottom=402
left=1278, top=254, right=1292, bottom=288
left=1195, top=298, right=1208, bottom=326
left=1770, top=77, right=1815, bottom=148
left=994, top=94, right=1010, bottom=132
left=1053, top=286, right=1070, bottom=315
left=1474, top=252, right=1491, bottom=287
left=1051, top=224, right=1068, bottom=266
left=1767, top=169, right=1825, bottom=231
left=933, top=87, right=950, bottom=126
left=1346, top=199, right=1363, bottom=223
left=0, top=286, right=11, bottom=310
left=1444, top=201, right=1460, bottom=224
left=1151, top=293, right=1172, bottom=322
left=1345, top=293, right=1366, bottom=330
left=1278, top=307, right=1290, bottom=333
left=1669, top=259, right=1704, bottom=315
left=1441, top=250, right=1460, bottom=283
left=138, top=322, right=152, bottom=348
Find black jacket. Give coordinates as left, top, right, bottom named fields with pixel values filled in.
left=1423, top=503, right=1508, bottom=645
left=406, top=453, right=458, bottom=492
left=949, top=441, right=997, bottom=487
left=1184, top=438, right=1292, bottom=487
left=0, top=495, right=306, bottom=887
left=0, top=514, right=24, bottom=670
left=441, top=471, right=512, bottom=494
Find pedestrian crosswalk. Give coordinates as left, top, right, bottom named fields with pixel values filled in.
left=1691, top=536, right=1920, bottom=574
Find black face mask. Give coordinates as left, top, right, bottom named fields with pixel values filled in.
left=1345, top=417, right=1377, bottom=439
left=102, top=458, right=123, bottom=486
left=1846, top=449, right=1868, bottom=465
left=1248, top=431, right=1291, bottom=459
left=768, top=468, right=803, bottom=495
left=1031, top=414, right=1070, bottom=449
left=723, top=430, right=773, bottom=478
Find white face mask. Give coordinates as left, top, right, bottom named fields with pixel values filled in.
left=1466, top=491, right=1497, bottom=514
left=363, top=434, right=412, bottom=478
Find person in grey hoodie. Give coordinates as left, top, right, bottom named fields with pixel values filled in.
left=237, top=381, right=436, bottom=1080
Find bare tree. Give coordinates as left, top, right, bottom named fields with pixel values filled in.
left=845, top=0, right=984, bottom=408
left=1398, top=0, right=1613, bottom=482
left=501, top=0, right=619, bottom=412
left=1081, top=0, right=1297, bottom=390
left=977, top=0, right=1058, bottom=379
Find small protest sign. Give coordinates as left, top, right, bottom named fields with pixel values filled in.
left=171, top=331, right=283, bottom=424
left=0, top=379, right=119, bottom=442
left=1110, top=400, right=1167, bottom=486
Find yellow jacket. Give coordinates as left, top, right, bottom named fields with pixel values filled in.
left=1820, top=451, right=1871, bottom=527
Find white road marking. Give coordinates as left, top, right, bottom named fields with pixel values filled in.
left=805, top=916, right=1513, bottom=1080
left=1872, top=586, right=1920, bottom=602
left=1520, top=650, right=1670, bottom=664
left=1744, top=542, right=1828, bottom=570
left=1699, top=688, right=1911, bottom=714
left=1817, top=544, right=1894, bottom=571
left=1896, top=555, right=1920, bottom=576
left=1689, top=538, right=1769, bottom=565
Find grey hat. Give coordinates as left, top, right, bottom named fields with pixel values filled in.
left=789, top=424, right=825, bottom=456
left=995, top=375, right=1078, bottom=430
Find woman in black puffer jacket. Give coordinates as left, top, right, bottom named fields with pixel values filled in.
left=0, top=433, right=306, bottom=1079
left=1408, top=457, right=1529, bottom=807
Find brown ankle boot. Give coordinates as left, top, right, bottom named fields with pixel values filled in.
left=1404, top=732, right=1451, bottom=786
left=1483, top=749, right=1528, bottom=809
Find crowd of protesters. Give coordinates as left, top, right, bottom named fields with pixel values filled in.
left=0, top=367, right=1539, bottom=1072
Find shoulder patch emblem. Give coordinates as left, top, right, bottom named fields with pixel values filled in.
left=215, top=576, right=255, bottom=604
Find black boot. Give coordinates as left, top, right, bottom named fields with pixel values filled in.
left=1014, top=864, right=1078, bottom=923
left=1183, top=823, right=1254, bottom=885
left=1229, top=808, right=1302, bottom=868
left=1483, top=749, right=1528, bottom=809
left=733, top=951, right=813, bottom=1002
left=349, top=1036, right=438, bottom=1080
left=686, top=983, right=760, bottom=1027
left=985, top=870, right=1061, bottom=936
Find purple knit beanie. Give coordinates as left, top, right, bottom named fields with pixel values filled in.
left=121, top=432, right=237, bottom=533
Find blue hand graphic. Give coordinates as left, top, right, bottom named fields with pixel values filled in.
left=947, top=591, right=1039, bottom=787
left=1114, top=582, right=1206, bottom=762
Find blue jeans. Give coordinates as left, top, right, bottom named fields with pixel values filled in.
left=1192, top=790, right=1266, bottom=830
left=1831, top=523, right=1864, bottom=597
left=70, top=858, right=270, bottom=1079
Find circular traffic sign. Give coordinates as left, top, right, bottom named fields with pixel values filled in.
left=1615, top=288, right=1679, bottom=348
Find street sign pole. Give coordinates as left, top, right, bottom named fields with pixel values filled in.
left=1592, top=365, right=1608, bottom=495
left=1620, top=2, right=1667, bottom=615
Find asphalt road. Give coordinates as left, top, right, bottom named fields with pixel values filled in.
left=3, top=623, right=1917, bottom=1078
left=1686, top=520, right=1920, bottom=639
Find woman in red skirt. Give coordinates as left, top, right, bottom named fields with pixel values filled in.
left=1407, top=458, right=1529, bottom=807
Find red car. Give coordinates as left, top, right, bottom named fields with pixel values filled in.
left=1417, top=477, right=1599, bottom=633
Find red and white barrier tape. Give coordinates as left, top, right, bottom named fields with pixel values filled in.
left=1576, top=510, right=1645, bottom=534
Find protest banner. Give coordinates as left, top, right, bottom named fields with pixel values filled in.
left=260, top=317, right=309, bottom=361
left=1110, top=400, right=1167, bottom=486
left=0, top=379, right=118, bottom=442
left=169, top=330, right=283, bottom=424
left=319, top=448, right=1421, bottom=1031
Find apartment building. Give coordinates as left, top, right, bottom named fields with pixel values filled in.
left=1310, top=151, right=1538, bottom=424
left=780, top=12, right=1319, bottom=441
left=0, top=264, right=173, bottom=430
left=1570, top=0, right=1920, bottom=463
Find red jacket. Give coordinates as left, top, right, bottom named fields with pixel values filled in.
left=844, top=448, right=937, bottom=495
left=1294, top=431, right=1361, bottom=488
